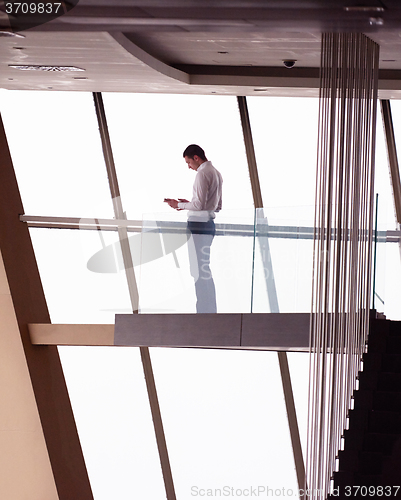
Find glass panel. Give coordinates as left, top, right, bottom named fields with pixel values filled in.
left=138, top=209, right=255, bottom=313
left=244, top=97, right=318, bottom=314
left=150, top=348, right=299, bottom=498
left=30, top=227, right=131, bottom=323
left=0, top=90, right=113, bottom=218
left=247, top=96, right=319, bottom=209
left=58, top=346, right=165, bottom=500
left=252, top=206, right=314, bottom=313
left=102, top=93, right=254, bottom=219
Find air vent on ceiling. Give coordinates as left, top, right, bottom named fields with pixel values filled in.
left=8, top=65, right=85, bottom=72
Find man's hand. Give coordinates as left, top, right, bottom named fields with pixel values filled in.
left=164, top=198, right=182, bottom=210
left=178, top=198, right=189, bottom=203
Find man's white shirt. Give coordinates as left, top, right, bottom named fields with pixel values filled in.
left=177, top=161, right=223, bottom=221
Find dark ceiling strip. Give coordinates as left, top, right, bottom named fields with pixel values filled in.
left=176, top=65, right=321, bottom=78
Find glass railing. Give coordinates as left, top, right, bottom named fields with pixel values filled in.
left=137, top=207, right=315, bottom=314
left=371, top=196, right=401, bottom=321
left=252, top=206, right=315, bottom=314
left=29, top=205, right=401, bottom=320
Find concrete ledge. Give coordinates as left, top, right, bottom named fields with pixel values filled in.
left=115, top=313, right=241, bottom=347
left=115, top=313, right=310, bottom=351
left=242, top=313, right=310, bottom=350
left=29, top=313, right=311, bottom=351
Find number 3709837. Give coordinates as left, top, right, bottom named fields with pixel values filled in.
left=5, top=3, right=62, bottom=15
left=344, top=485, right=400, bottom=496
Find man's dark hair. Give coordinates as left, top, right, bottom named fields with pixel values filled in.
left=183, top=144, right=207, bottom=161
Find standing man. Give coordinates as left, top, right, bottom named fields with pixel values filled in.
left=165, top=144, right=223, bottom=313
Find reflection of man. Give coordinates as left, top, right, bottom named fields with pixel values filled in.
left=165, top=144, right=223, bottom=313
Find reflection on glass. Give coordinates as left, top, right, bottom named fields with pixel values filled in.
left=0, top=90, right=113, bottom=218
left=150, top=348, right=298, bottom=498
left=30, top=228, right=132, bottom=323
left=58, top=346, right=165, bottom=500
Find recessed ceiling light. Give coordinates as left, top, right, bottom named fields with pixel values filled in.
left=8, top=65, right=85, bottom=72
left=0, top=31, right=25, bottom=38
left=369, top=17, right=384, bottom=26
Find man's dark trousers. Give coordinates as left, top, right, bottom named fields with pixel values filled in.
left=187, top=219, right=217, bottom=313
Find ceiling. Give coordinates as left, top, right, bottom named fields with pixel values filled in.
left=1, top=0, right=401, bottom=97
